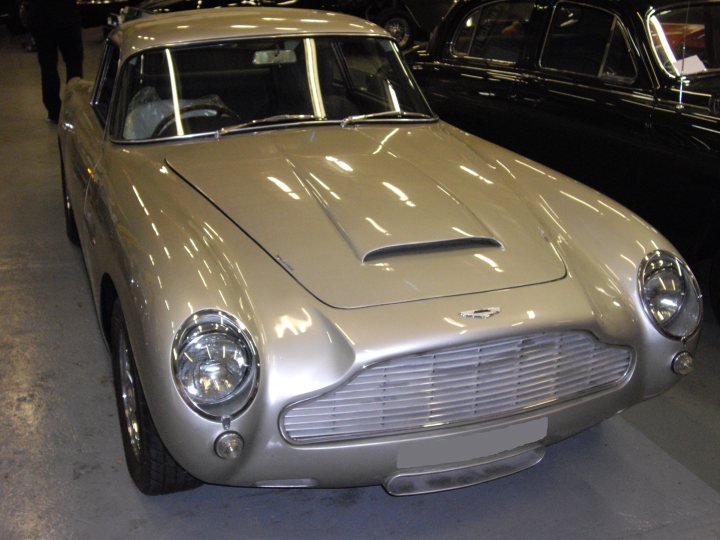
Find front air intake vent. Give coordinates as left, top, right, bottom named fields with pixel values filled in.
left=282, top=331, right=633, bottom=443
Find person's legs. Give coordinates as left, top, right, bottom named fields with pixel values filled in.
left=58, top=21, right=83, bottom=82
left=34, top=30, right=61, bottom=122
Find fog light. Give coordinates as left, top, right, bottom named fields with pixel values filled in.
left=215, top=431, right=244, bottom=460
left=671, top=352, right=694, bottom=375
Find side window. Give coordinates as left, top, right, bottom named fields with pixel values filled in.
left=454, top=11, right=480, bottom=54
left=93, top=43, right=120, bottom=125
left=452, top=1, right=534, bottom=64
left=541, top=4, right=636, bottom=81
left=602, top=23, right=636, bottom=81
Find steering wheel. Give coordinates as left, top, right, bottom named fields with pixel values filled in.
left=151, top=102, right=241, bottom=138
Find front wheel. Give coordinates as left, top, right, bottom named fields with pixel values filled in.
left=110, top=300, right=200, bottom=495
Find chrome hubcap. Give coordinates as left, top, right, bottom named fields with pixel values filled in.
left=118, top=332, right=141, bottom=460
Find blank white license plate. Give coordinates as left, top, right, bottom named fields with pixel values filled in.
left=397, top=417, right=548, bottom=469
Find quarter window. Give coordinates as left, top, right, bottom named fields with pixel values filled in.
left=452, top=1, right=534, bottom=64
left=541, top=4, right=636, bottom=82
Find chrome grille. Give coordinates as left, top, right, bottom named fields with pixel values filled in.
left=282, top=332, right=633, bottom=443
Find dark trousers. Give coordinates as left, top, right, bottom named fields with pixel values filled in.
left=30, top=16, right=83, bottom=121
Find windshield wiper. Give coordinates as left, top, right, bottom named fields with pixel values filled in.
left=340, top=110, right=435, bottom=127
left=218, top=114, right=318, bottom=136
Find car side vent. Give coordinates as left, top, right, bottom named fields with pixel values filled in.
left=363, top=238, right=502, bottom=263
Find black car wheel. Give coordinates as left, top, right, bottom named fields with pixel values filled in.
left=377, top=9, right=414, bottom=49
left=110, top=300, right=201, bottom=495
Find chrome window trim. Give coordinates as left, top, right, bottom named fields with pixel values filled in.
left=91, top=41, right=121, bottom=131
left=538, top=1, right=639, bottom=85
left=645, top=8, right=675, bottom=79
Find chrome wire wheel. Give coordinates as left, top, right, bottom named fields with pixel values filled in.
left=384, top=16, right=412, bottom=49
left=110, top=300, right=200, bottom=494
left=118, top=331, right=142, bottom=461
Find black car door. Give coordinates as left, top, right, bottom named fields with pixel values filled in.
left=641, top=3, right=720, bottom=257
left=411, top=0, right=540, bottom=148
left=519, top=1, right=656, bottom=206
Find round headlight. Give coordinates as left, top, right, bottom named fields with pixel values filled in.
left=173, top=310, right=259, bottom=419
left=638, top=251, right=702, bottom=339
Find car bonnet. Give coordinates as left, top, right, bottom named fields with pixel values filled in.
left=164, top=123, right=567, bottom=308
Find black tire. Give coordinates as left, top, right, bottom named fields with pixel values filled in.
left=59, top=151, right=80, bottom=246
left=110, top=300, right=201, bottom=495
left=377, top=9, right=415, bottom=49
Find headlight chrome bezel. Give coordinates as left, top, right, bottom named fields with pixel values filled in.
left=172, top=310, right=260, bottom=420
left=638, top=250, right=702, bottom=340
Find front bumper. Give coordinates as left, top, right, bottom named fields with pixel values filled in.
left=173, top=371, right=643, bottom=495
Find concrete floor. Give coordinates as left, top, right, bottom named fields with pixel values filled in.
left=1, top=26, right=720, bottom=540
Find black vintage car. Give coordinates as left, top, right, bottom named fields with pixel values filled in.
left=407, top=0, right=720, bottom=310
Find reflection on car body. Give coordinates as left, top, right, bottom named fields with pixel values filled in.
left=58, top=7, right=701, bottom=496
left=407, top=0, right=720, bottom=313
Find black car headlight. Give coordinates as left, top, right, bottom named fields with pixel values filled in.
left=638, top=251, right=702, bottom=339
left=173, top=310, right=259, bottom=419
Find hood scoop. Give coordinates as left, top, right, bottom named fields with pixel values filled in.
left=363, top=237, right=502, bottom=263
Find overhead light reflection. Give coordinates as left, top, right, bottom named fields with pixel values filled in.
left=560, top=190, right=599, bottom=213
left=366, top=217, right=390, bottom=236
left=382, top=181, right=416, bottom=207
left=474, top=253, right=504, bottom=272
left=267, top=176, right=301, bottom=200
left=325, top=155, right=353, bottom=172
left=452, top=227, right=473, bottom=237
left=274, top=309, right=313, bottom=338
left=460, top=165, right=494, bottom=184
left=443, top=317, right=467, bottom=329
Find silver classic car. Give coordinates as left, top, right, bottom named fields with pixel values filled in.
left=58, top=8, right=702, bottom=496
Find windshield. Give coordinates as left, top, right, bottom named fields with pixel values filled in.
left=648, top=4, right=720, bottom=76
left=113, top=36, right=434, bottom=141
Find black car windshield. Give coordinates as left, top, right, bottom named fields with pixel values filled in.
left=113, top=36, right=434, bottom=141
left=648, top=3, right=720, bottom=77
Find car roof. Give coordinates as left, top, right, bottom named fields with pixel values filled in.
left=596, top=0, right=716, bottom=13
left=451, top=0, right=718, bottom=16
left=112, top=7, right=386, bottom=60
